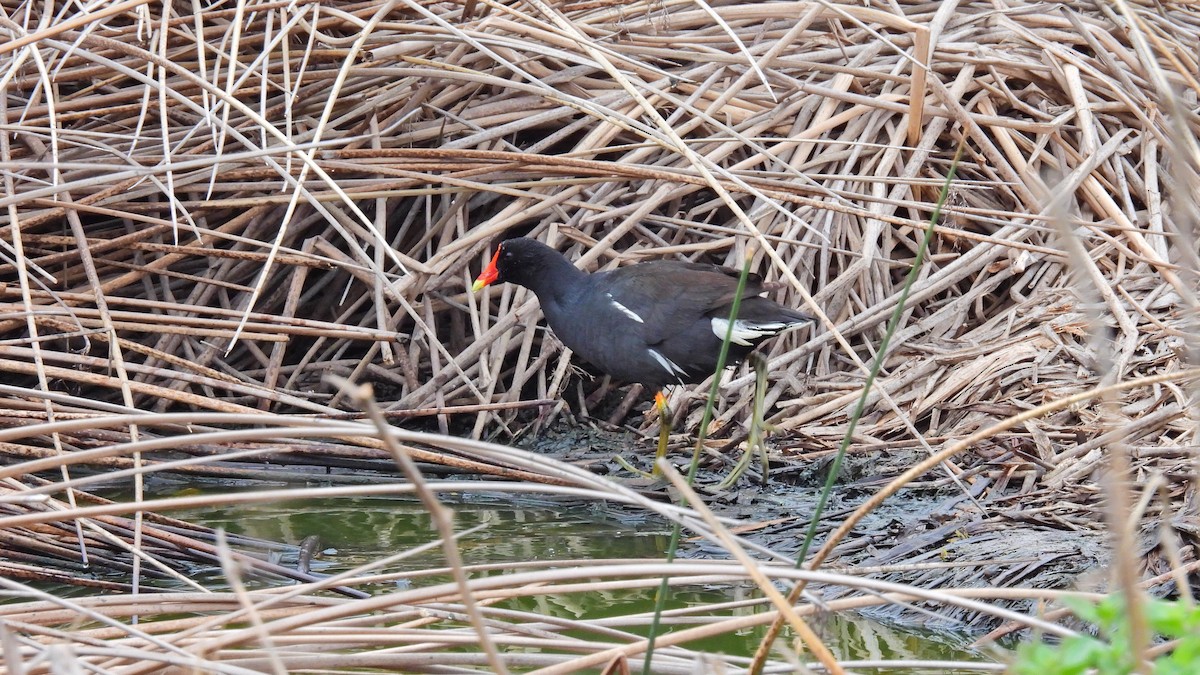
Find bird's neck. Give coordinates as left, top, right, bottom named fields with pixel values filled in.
left=526, top=253, right=588, bottom=307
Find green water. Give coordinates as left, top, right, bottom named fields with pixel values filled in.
left=158, top=491, right=998, bottom=673
left=191, top=493, right=671, bottom=571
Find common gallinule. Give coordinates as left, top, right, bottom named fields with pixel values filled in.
left=471, top=237, right=811, bottom=395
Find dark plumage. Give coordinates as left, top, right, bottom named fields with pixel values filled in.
left=472, top=237, right=812, bottom=391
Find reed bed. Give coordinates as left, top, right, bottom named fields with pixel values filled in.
left=0, top=413, right=1065, bottom=673
left=1, top=0, right=1198, bottom=672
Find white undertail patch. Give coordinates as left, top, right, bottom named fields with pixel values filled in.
left=648, top=348, right=687, bottom=382
left=606, top=293, right=644, bottom=323
left=710, top=317, right=792, bottom=346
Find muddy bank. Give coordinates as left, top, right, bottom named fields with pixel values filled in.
left=520, top=417, right=1111, bottom=628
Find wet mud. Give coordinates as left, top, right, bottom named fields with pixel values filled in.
left=518, top=417, right=1110, bottom=628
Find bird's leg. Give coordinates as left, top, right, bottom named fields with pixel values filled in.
left=653, top=390, right=671, bottom=477
left=718, top=353, right=773, bottom=488
left=750, top=354, right=773, bottom=486
left=612, top=390, right=668, bottom=480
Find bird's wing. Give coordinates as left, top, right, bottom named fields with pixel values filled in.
left=596, top=261, right=765, bottom=346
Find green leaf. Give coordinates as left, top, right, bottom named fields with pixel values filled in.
left=1092, top=595, right=1126, bottom=633
left=1009, top=597, right=1200, bottom=675
left=1161, top=635, right=1200, bottom=670
left=1008, top=644, right=1051, bottom=675
left=1057, top=635, right=1106, bottom=672
left=1096, top=640, right=1141, bottom=675
left=1154, top=660, right=1190, bottom=675
left=1145, top=597, right=1188, bottom=636
left=1062, top=596, right=1103, bottom=626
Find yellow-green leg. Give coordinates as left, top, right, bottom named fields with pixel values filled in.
left=653, top=391, right=670, bottom=477
left=613, top=391, right=671, bottom=480
left=718, top=353, right=772, bottom=489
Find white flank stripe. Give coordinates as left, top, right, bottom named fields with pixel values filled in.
left=648, top=348, right=687, bottom=382
left=606, top=293, right=644, bottom=323
left=710, top=318, right=789, bottom=346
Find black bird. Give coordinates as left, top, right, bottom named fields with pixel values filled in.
left=471, top=238, right=811, bottom=394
